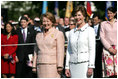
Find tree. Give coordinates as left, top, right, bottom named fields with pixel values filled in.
left=1, top=1, right=117, bottom=22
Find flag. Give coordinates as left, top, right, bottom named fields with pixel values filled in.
left=105, top=1, right=114, bottom=20
left=65, top=1, right=73, bottom=18
left=42, top=1, right=48, bottom=14
left=112, top=1, right=115, bottom=7
left=54, top=1, right=59, bottom=17
left=87, top=1, right=92, bottom=17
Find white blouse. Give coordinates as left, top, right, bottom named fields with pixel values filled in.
left=65, top=23, right=96, bottom=69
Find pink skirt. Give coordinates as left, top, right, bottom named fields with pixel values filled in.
left=37, top=64, right=60, bottom=78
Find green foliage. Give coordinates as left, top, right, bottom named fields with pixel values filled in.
left=1, top=1, right=117, bottom=22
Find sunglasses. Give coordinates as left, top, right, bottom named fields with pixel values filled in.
left=69, top=24, right=75, bottom=25
left=70, top=20, right=75, bottom=21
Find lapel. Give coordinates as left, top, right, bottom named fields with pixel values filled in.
left=96, top=24, right=101, bottom=38
left=19, top=28, right=24, bottom=43
left=25, top=27, right=30, bottom=43
left=19, top=27, right=30, bottom=43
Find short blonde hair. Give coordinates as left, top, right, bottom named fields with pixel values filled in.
left=45, top=12, right=56, bottom=24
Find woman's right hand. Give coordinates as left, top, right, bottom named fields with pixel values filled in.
left=65, top=69, right=71, bottom=77
left=113, top=49, right=117, bottom=55
left=108, top=47, right=117, bottom=55
left=15, top=56, right=19, bottom=62
left=4, top=53, right=9, bottom=59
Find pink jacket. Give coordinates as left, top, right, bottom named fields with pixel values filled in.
left=100, top=19, right=117, bottom=50
left=35, top=27, right=65, bottom=67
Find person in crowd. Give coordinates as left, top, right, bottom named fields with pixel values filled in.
left=32, top=12, right=65, bottom=78
left=88, top=18, right=94, bottom=27
left=65, top=16, right=76, bottom=41
left=23, top=14, right=30, bottom=22
left=59, top=18, right=64, bottom=27
left=92, top=13, right=103, bottom=78
left=33, top=17, right=43, bottom=33
left=29, top=19, right=34, bottom=26
left=1, top=16, right=5, bottom=34
left=54, top=16, right=60, bottom=26
left=65, top=5, right=96, bottom=78
left=64, top=17, right=70, bottom=32
left=16, top=16, right=35, bottom=78
left=1, top=22, right=18, bottom=78
left=100, top=7, right=117, bottom=78
left=9, top=20, right=18, bottom=30
left=23, top=13, right=34, bottom=26
left=69, top=16, right=75, bottom=22
left=55, top=17, right=66, bottom=42
left=64, top=17, right=69, bottom=28
left=11, top=21, right=19, bottom=30
left=1, top=16, right=4, bottom=28
left=55, top=16, right=67, bottom=78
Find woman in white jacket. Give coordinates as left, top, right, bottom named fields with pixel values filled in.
left=65, top=5, right=96, bottom=78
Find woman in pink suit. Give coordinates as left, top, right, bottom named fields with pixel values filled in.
left=32, top=12, right=65, bottom=78
left=100, top=7, right=117, bottom=78
left=1, top=22, right=18, bottom=78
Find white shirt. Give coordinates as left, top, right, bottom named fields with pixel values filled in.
left=21, top=27, right=27, bottom=40
left=64, top=25, right=69, bottom=29
left=56, top=26, right=59, bottom=30
left=65, top=23, right=96, bottom=69
left=34, top=26, right=41, bottom=32
left=94, top=24, right=99, bottom=36
left=65, top=31, right=70, bottom=41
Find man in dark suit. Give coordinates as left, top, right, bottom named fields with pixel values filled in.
left=56, top=24, right=66, bottom=37
left=63, top=17, right=70, bottom=32
left=16, top=17, right=35, bottom=78
left=54, top=17, right=66, bottom=78
left=55, top=17, right=67, bottom=41
left=93, top=13, right=103, bottom=78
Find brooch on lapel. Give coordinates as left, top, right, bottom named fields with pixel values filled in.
left=51, top=34, right=54, bottom=38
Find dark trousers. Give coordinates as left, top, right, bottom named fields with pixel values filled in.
left=16, top=60, right=26, bottom=78
left=16, top=60, right=33, bottom=78
left=94, top=40, right=103, bottom=78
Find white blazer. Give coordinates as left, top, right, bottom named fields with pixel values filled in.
left=65, top=24, right=96, bottom=69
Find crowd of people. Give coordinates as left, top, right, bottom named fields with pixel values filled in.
left=1, top=5, right=117, bottom=78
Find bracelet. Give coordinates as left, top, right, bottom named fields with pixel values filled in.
left=57, top=67, right=63, bottom=69
left=32, top=67, right=36, bottom=69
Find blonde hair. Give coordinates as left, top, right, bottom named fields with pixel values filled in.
left=40, top=12, right=56, bottom=26
left=45, top=12, right=56, bottom=24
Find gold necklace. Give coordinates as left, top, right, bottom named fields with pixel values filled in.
left=7, top=33, right=11, bottom=39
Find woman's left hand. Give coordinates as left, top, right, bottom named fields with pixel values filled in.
left=87, top=68, right=93, bottom=78
left=32, top=67, right=37, bottom=73
left=57, top=67, right=63, bottom=75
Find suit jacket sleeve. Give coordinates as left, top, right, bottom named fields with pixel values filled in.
left=56, top=31, right=65, bottom=68
left=88, top=27, right=96, bottom=68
